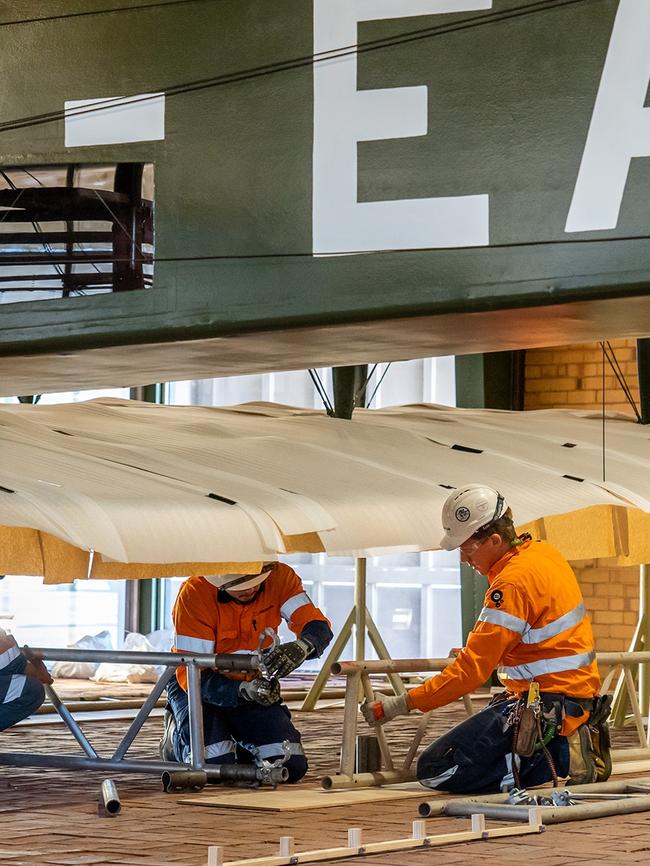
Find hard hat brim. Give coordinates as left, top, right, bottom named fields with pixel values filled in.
left=439, top=534, right=462, bottom=551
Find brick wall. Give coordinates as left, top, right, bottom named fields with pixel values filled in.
left=524, top=339, right=641, bottom=652
left=525, top=339, right=640, bottom=413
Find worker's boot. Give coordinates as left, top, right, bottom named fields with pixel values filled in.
left=589, top=694, right=612, bottom=782
left=159, top=708, right=177, bottom=763
left=566, top=724, right=597, bottom=785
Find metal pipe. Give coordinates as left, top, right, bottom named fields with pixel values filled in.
left=45, top=684, right=97, bottom=759
left=186, top=663, right=206, bottom=770
left=360, top=673, right=393, bottom=772
left=0, top=751, right=287, bottom=784
left=32, top=647, right=259, bottom=671
left=333, top=651, right=650, bottom=676
left=354, top=558, right=366, bottom=662
left=339, top=670, right=361, bottom=776
left=162, top=770, right=208, bottom=792
left=322, top=770, right=416, bottom=790
left=612, top=748, right=650, bottom=762
left=301, top=609, right=355, bottom=711
left=0, top=752, right=204, bottom=773
left=418, top=776, right=650, bottom=817
left=112, top=667, right=175, bottom=760
left=100, top=779, right=121, bottom=816
left=332, top=658, right=453, bottom=675
left=442, top=795, right=650, bottom=825
left=37, top=698, right=167, bottom=714
left=597, top=651, right=650, bottom=664
left=640, top=564, right=650, bottom=732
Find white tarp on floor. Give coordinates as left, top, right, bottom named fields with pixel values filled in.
left=0, top=398, right=648, bottom=582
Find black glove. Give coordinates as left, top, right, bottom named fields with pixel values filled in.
left=239, top=677, right=281, bottom=706
left=262, top=638, right=313, bottom=678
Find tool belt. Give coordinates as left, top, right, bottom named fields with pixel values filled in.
left=505, top=688, right=594, bottom=758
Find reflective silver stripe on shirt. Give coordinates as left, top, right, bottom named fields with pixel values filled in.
left=522, top=603, right=586, bottom=644
left=503, top=650, right=596, bottom=681
left=479, top=602, right=587, bottom=644
left=255, top=741, right=305, bottom=760
left=0, top=643, right=19, bottom=672
left=205, top=739, right=237, bottom=760
left=174, top=635, right=215, bottom=654
left=478, top=607, right=527, bottom=635
left=280, top=592, right=311, bottom=621
left=3, top=674, right=26, bottom=704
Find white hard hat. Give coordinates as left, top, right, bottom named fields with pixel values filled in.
left=204, top=564, right=273, bottom=591
left=439, top=485, right=508, bottom=550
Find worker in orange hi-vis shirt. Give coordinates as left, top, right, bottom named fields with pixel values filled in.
left=361, top=485, right=612, bottom=794
left=161, top=562, right=332, bottom=783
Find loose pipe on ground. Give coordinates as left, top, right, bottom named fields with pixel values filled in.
left=418, top=776, right=650, bottom=818
left=100, top=779, right=121, bottom=815
left=322, top=770, right=416, bottom=790
left=442, top=794, right=650, bottom=824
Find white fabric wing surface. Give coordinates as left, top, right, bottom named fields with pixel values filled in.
left=0, top=398, right=647, bottom=566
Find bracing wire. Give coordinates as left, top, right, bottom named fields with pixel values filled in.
left=603, top=341, right=642, bottom=422
left=0, top=0, right=220, bottom=29
left=0, top=0, right=597, bottom=136
left=2, top=232, right=650, bottom=270
left=354, top=363, right=378, bottom=409
left=308, top=369, right=334, bottom=416
left=366, top=363, right=392, bottom=408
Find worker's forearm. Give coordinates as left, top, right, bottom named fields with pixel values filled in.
left=407, top=628, right=513, bottom=712
left=300, top=620, right=333, bottom=658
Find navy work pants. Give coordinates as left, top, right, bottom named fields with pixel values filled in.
left=0, top=674, right=45, bottom=731
left=166, top=675, right=307, bottom=783
left=416, top=698, right=569, bottom=794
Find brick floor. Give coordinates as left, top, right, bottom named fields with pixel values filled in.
left=0, top=694, right=648, bottom=865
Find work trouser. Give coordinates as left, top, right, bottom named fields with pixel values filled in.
left=166, top=675, right=307, bottom=783
left=416, top=698, right=570, bottom=794
left=0, top=673, right=45, bottom=731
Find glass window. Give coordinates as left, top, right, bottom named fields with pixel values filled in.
left=0, top=388, right=129, bottom=650
left=371, top=584, right=422, bottom=660
left=0, top=575, right=124, bottom=649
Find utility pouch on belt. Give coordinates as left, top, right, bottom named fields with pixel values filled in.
left=512, top=703, right=538, bottom=757
left=511, top=684, right=541, bottom=758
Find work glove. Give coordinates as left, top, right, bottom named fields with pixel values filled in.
left=239, top=676, right=281, bottom=706
left=360, top=693, right=411, bottom=726
left=262, top=638, right=313, bottom=679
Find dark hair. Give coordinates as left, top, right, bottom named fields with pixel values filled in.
left=470, top=507, right=518, bottom=545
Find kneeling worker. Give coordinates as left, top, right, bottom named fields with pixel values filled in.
left=0, top=629, right=51, bottom=730
left=164, top=562, right=332, bottom=782
left=362, top=485, right=611, bottom=794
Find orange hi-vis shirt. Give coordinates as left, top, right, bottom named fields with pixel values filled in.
left=172, top=563, right=330, bottom=690
left=409, top=539, right=600, bottom=726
